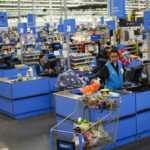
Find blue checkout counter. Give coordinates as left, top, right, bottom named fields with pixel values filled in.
left=0, top=77, right=53, bottom=119
left=53, top=89, right=150, bottom=149
left=0, top=66, right=31, bottom=78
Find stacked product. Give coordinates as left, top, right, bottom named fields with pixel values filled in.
left=70, top=53, right=94, bottom=72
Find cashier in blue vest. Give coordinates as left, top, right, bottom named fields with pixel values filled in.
left=35, top=54, right=53, bottom=75
left=97, top=48, right=126, bottom=90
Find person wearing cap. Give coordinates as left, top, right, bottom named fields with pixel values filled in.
left=97, top=48, right=126, bottom=90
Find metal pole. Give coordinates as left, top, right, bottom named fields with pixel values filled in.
left=111, top=0, right=116, bottom=43
left=146, top=0, right=150, bottom=59
left=60, top=0, right=63, bottom=24
left=64, top=0, right=71, bottom=69
left=17, top=0, right=23, bottom=64
left=49, top=0, right=52, bottom=26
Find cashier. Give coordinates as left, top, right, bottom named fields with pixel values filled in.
left=35, top=54, right=53, bottom=75
left=97, top=48, right=126, bottom=90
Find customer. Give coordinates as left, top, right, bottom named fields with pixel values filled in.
left=97, top=48, right=126, bottom=90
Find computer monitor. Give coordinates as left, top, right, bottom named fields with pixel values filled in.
left=125, top=65, right=143, bottom=83
left=43, top=58, right=59, bottom=69
left=51, top=43, right=62, bottom=51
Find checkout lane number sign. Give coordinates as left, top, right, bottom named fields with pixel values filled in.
left=63, top=19, right=76, bottom=34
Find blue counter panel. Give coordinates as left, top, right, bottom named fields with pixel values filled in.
left=117, top=116, right=136, bottom=140
left=3, top=67, right=29, bottom=77
left=136, top=91, right=150, bottom=111
left=1, top=108, right=50, bottom=119
left=137, top=111, right=150, bottom=134
left=0, top=70, right=3, bottom=77
left=49, top=77, right=58, bottom=92
left=11, top=78, right=49, bottom=99
left=137, top=130, right=150, bottom=140
left=55, top=96, right=77, bottom=117
left=13, top=94, right=50, bottom=114
left=0, top=96, right=13, bottom=113
left=0, top=82, right=12, bottom=98
left=0, top=94, right=51, bottom=119
left=119, top=93, right=136, bottom=117
left=116, top=136, right=136, bottom=147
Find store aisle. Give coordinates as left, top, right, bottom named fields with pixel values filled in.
left=0, top=113, right=55, bottom=150
left=0, top=113, right=150, bottom=150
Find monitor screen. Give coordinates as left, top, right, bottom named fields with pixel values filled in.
left=51, top=43, right=62, bottom=51
left=125, top=65, right=143, bottom=83
left=43, top=58, right=59, bottom=69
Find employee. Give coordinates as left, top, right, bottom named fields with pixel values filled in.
left=35, top=54, right=53, bottom=75
left=97, top=48, right=126, bottom=90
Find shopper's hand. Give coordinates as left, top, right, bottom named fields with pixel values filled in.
left=89, top=72, right=92, bottom=75
left=49, top=68, right=53, bottom=73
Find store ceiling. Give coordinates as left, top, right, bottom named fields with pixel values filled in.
left=0, top=0, right=148, bottom=24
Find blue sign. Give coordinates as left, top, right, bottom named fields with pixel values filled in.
left=58, top=24, right=64, bottom=32
left=18, top=23, right=27, bottom=34
left=101, top=16, right=104, bottom=24
left=107, top=20, right=116, bottom=30
left=144, top=11, right=150, bottom=31
left=57, top=140, right=75, bottom=150
left=27, top=14, right=36, bottom=27
left=30, top=27, right=36, bottom=34
left=91, top=35, right=101, bottom=41
left=0, top=12, right=8, bottom=27
left=54, top=22, right=56, bottom=27
left=59, top=18, right=63, bottom=25
left=109, top=0, right=126, bottom=17
left=63, top=19, right=76, bottom=34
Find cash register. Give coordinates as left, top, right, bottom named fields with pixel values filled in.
left=124, top=64, right=150, bottom=92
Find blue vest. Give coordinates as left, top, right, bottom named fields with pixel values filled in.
left=105, top=60, right=124, bottom=90
left=37, top=62, right=48, bottom=72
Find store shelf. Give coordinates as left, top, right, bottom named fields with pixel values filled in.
left=71, top=61, right=94, bottom=65
left=71, top=57, right=94, bottom=61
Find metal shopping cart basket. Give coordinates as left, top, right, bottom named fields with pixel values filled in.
left=50, top=92, right=121, bottom=150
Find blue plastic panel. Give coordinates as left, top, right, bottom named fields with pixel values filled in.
left=12, top=78, right=49, bottom=99
left=0, top=96, right=13, bottom=113
left=137, top=130, right=150, bottom=140
left=49, top=77, right=58, bottom=92
left=13, top=94, right=50, bottom=114
left=117, top=116, right=136, bottom=140
left=116, top=136, right=136, bottom=147
left=55, top=96, right=76, bottom=117
left=3, top=67, right=29, bottom=77
left=137, top=111, right=150, bottom=134
left=0, top=81, right=12, bottom=98
left=136, top=91, right=150, bottom=111
left=0, top=70, right=4, bottom=78
left=120, top=93, right=136, bottom=117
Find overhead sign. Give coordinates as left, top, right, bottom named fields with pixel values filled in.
left=18, top=23, right=27, bottom=34
left=144, top=11, right=150, bottom=31
left=119, top=21, right=141, bottom=27
left=30, top=27, right=36, bottom=34
left=107, top=20, right=116, bottom=30
left=0, top=12, right=8, bottom=27
left=101, top=16, right=104, bottom=24
left=63, top=19, right=76, bottom=34
left=27, top=14, right=36, bottom=27
left=109, top=0, right=126, bottom=17
left=58, top=24, right=64, bottom=32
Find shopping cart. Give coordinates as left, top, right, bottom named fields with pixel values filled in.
left=50, top=92, right=121, bottom=150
